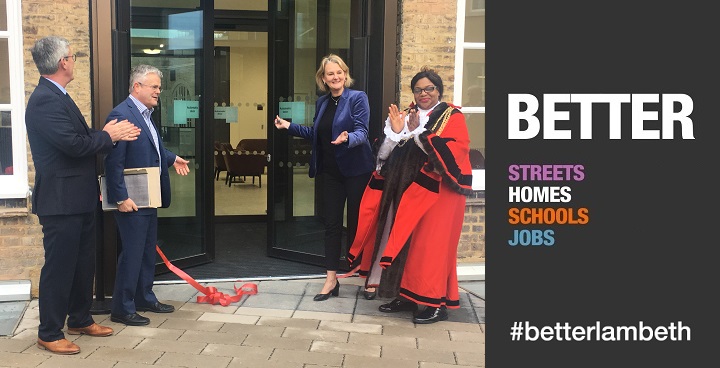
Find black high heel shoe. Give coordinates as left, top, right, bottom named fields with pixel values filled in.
left=363, top=288, right=377, bottom=300
left=313, top=280, right=340, bottom=301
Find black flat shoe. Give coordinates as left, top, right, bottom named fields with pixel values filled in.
left=378, top=298, right=417, bottom=313
left=412, top=306, right=448, bottom=324
left=363, top=288, right=377, bottom=300
left=313, top=280, right=340, bottom=301
left=136, top=302, right=175, bottom=313
left=110, top=313, right=150, bottom=326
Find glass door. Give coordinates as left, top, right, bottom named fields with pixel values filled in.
left=268, top=0, right=353, bottom=266
left=213, top=30, right=269, bottom=218
left=127, top=0, right=210, bottom=266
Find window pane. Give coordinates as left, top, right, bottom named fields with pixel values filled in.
left=0, top=112, right=12, bottom=175
left=329, top=0, right=351, bottom=50
left=130, top=0, right=204, bottom=261
left=0, top=38, right=9, bottom=104
left=464, top=0, right=485, bottom=42
left=0, top=0, right=7, bottom=31
left=463, top=48, right=484, bottom=107
left=466, top=112, right=485, bottom=160
left=215, top=0, right=267, bottom=11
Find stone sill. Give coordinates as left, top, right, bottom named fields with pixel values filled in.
left=0, top=208, right=30, bottom=218
left=458, top=262, right=485, bottom=281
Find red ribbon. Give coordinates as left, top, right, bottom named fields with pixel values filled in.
left=156, top=245, right=258, bottom=306
left=337, top=265, right=361, bottom=278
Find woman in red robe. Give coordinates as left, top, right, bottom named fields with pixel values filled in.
left=348, top=67, right=473, bottom=323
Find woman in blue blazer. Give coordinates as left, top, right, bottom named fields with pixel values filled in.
left=275, top=54, right=375, bottom=301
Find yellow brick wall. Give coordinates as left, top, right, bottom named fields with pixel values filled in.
left=399, top=0, right=485, bottom=262
left=459, top=194, right=486, bottom=261
left=398, top=0, right=458, bottom=108
left=0, top=0, right=92, bottom=297
left=0, top=1, right=484, bottom=297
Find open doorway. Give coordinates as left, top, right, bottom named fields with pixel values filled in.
left=213, top=30, right=269, bottom=217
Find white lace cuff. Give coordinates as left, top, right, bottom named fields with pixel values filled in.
left=383, top=118, right=411, bottom=142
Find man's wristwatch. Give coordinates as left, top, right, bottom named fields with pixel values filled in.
left=116, top=200, right=125, bottom=206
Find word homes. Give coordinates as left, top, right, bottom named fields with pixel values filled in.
left=508, top=93, right=695, bottom=140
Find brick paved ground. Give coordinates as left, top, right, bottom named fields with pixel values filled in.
left=0, top=277, right=485, bottom=367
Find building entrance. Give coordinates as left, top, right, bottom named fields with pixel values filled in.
left=92, top=0, right=396, bottom=289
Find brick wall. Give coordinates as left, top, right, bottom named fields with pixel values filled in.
left=460, top=192, right=486, bottom=261
left=0, top=0, right=92, bottom=297
left=398, top=0, right=458, bottom=108
left=399, top=0, right=485, bottom=262
left=1, top=1, right=485, bottom=298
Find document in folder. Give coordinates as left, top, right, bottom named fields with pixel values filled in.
left=99, top=167, right=161, bottom=211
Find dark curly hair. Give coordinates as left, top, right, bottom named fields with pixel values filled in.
left=410, top=66, right=444, bottom=99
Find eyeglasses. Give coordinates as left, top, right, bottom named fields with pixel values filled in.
left=413, top=85, right=437, bottom=94
left=62, top=54, right=76, bottom=62
left=137, top=82, right=163, bottom=92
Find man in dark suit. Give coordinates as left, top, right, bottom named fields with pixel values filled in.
left=104, top=64, right=190, bottom=326
left=25, top=36, right=141, bottom=354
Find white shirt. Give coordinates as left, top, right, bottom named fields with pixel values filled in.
left=376, top=102, right=441, bottom=171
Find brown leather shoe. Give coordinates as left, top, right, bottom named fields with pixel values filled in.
left=67, top=323, right=114, bottom=337
left=36, top=338, right=80, bottom=355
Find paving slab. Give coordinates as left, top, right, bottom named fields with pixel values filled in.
left=4, top=278, right=484, bottom=367
left=0, top=350, right=49, bottom=367
left=459, top=280, right=485, bottom=300
left=154, top=351, right=232, bottom=368
left=197, top=312, right=259, bottom=324
left=0, top=301, right=26, bottom=336
left=239, top=292, right=302, bottom=310
left=178, top=330, right=248, bottom=345
left=281, top=326, right=349, bottom=342
left=254, top=280, right=308, bottom=295
left=343, top=354, right=420, bottom=368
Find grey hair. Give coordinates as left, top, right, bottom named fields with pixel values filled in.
left=129, top=64, right=163, bottom=93
left=30, top=36, right=70, bottom=75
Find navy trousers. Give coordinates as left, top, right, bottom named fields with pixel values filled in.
left=38, top=212, right=96, bottom=342
left=111, top=209, right=159, bottom=315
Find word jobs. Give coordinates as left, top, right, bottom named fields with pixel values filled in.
left=508, top=94, right=695, bottom=140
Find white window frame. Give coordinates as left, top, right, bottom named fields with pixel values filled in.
left=455, top=0, right=485, bottom=190
left=0, top=0, right=28, bottom=198
left=454, top=0, right=485, bottom=113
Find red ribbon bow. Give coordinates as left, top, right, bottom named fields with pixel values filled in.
left=156, top=245, right=258, bottom=306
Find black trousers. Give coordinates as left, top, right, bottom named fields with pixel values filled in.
left=38, top=212, right=96, bottom=342
left=321, top=170, right=371, bottom=271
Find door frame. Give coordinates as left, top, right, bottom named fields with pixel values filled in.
left=93, top=0, right=217, bottom=284
left=213, top=11, right=269, bottom=224
left=265, top=0, right=397, bottom=268
left=90, top=0, right=397, bottom=290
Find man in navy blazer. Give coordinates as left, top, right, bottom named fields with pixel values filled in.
left=26, top=36, right=140, bottom=354
left=104, top=64, right=190, bottom=326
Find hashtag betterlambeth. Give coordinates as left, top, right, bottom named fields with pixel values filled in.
left=510, top=321, right=691, bottom=342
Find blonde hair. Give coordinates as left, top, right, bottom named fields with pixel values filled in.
left=315, top=54, right=354, bottom=92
